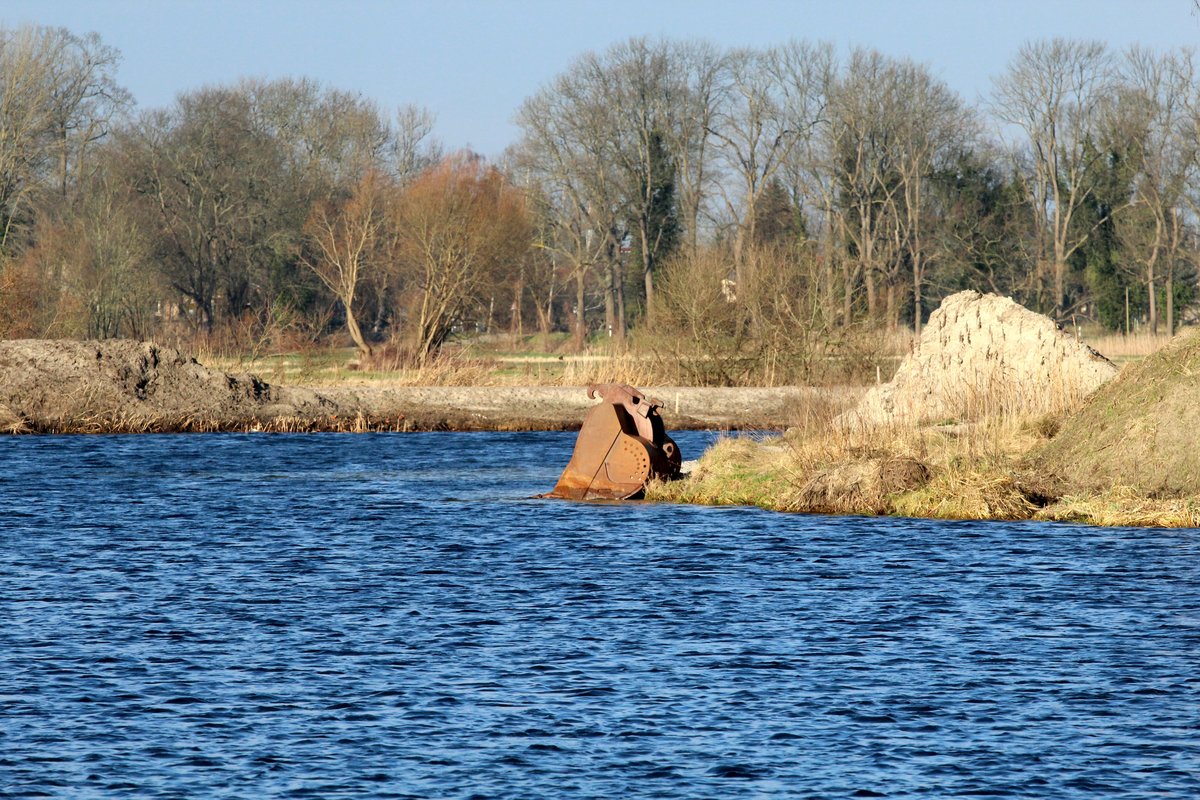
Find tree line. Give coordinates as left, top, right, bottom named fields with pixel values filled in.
left=2, top=25, right=1198, bottom=370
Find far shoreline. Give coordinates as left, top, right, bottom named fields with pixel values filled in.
left=0, top=339, right=847, bottom=435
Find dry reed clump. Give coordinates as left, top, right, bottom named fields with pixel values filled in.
left=646, top=436, right=798, bottom=508
left=890, top=466, right=1035, bottom=521
left=780, top=385, right=865, bottom=431
left=375, top=359, right=501, bottom=387
left=1082, top=331, right=1172, bottom=362
left=558, top=351, right=667, bottom=388
left=793, top=456, right=930, bottom=515
left=802, top=416, right=1049, bottom=519
left=651, top=405, right=1059, bottom=520
left=0, top=403, right=29, bottom=434
left=1035, top=487, right=1200, bottom=528
left=357, top=343, right=504, bottom=386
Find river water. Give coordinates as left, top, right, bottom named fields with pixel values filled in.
left=2, top=431, right=1198, bottom=798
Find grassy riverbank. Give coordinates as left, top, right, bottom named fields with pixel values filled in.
left=644, top=303, right=1200, bottom=529
left=647, top=408, right=1200, bottom=529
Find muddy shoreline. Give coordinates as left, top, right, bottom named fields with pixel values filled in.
left=310, top=385, right=835, bottom=433
left=0, top=339, right=843, bottom=434
left=2, top=386, right=833, bottom=434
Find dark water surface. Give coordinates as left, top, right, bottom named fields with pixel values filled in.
left=2, top=432, right=1198, bottom=799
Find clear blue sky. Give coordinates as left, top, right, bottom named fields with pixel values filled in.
left=3, top=0, right=1198, bottom=159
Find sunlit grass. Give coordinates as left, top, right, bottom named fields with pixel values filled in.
left=178, top=320, right=921, bottom=389
left=648, top=436, right=800, bottom=509
left=651, top=408, right=1058, bottom=522
left=1037, top=488, right=1200, bottom=528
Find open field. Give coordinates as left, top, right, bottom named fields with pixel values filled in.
left=190, top=325, right=1174, bottom=389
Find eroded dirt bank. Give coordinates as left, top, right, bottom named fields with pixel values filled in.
left=0, top=339, right=840, bottom=433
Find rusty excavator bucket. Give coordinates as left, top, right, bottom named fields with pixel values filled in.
left=547, top=383, right=683, bottom=500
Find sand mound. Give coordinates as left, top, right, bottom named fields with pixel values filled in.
left=1029, top=327, right=1200, bottom=497
left=0, top=339, right=342, bottom=432
left=840, top=291, right=1118, bottom=428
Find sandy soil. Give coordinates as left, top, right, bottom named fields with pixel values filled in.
left=840, top=290, right=1117, bottom=428
left=321, top=384, right=846, bottom=431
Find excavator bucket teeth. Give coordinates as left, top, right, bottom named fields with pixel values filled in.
left=547, top=383, right=682, bottom=500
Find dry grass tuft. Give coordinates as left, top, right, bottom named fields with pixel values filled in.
left=0, top=403, right=29, bottom=434
left=794, top=456, right=930, bottom=515
left=646, top=436, right=798, bottom=508
left=891, top=467, right=1035, bottom=521
left=1037, top=488, right=1200, bottom=528
left=1082, top=331, right=1172, bottom=362
left=380, top=359, right=501, bottom=387
left=559, top=351, right=664, bottom=387
left=651, top=408, right=1060, bottom=521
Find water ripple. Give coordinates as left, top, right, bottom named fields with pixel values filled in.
left=1, top=431, right=1198, bottom=798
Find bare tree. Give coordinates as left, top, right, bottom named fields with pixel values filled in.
left=522, top=39, right=692, bottom=331
left=0, top=26, right=56, bottom=252
left=888, top=59, right=975, bottom=333
left=69, top=170, right=156, bottom=338
left=510, top=143, right=600, bottom=347
left=40, top=28, right=131, bottom=198
left=708, top=43, right=830, bottom=285
left=1119, top=46, right=1198, bottom=335
left=992, top=38, right=1114, bottom=319
left=515, top=59, right=632, bottom=343
left=0, top=25, right=130, bottom=251
left=243, top=77, right=391, bottom=195
left=824, top=48, right=905, bottom=324
left=121, top=88, right=289, bottom=330
left=665, top=40, right=726, bottom=255
left=393, top=103, right=441, bottom=183
left=299, top=169, right=392, bottom=357
left=392, top=154, right=532, bottom=363
left=243, top=79, right=426, bottom=334
left=600, top=38, right=682, bottom=327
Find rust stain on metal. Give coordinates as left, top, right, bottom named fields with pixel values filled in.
left=545, top=383, right=682, bottom=500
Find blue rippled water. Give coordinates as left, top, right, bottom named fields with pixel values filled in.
left=2, top=431, right=1199, bottom=798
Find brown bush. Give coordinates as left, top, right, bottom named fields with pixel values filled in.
left=652, top=244, right=896, bottom=386
left=0, top=262, right=39, bottom=338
